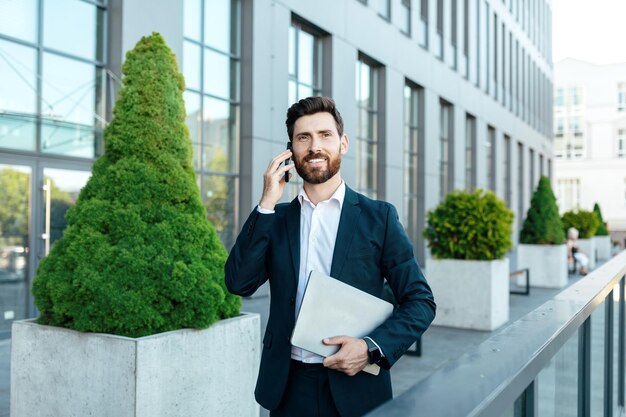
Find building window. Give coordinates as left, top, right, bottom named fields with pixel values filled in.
left=462, top=0, right=469, bottom=78
left=439, top=100, right=453, bottom=201
left=399, top=0, right=411, bottom=35
left=419, top=0, right=429, bottom=48
left=404, top=82, right=422, bottom=248
left=618, top=129, right=626, bottom=158
left=483, top=1, right=490, bottom=94
left=557, top=178, right=580, bottom=212
left=465, top=114, right=476, bottom=190
left=503, top=134, right=511, bottom=206
left=183, top=0, right=241, bottom=249
left=618, top=82, right=626, bottom=111
left=451, top=0, right=458, bottom=69
left=487, top=126, right=496, bottom=191
left=373, top=0, right=391, bottom=21
left=288, top=19, right=325, bottom=104
left=529, top=147, right=535, bottom=195
left=493, top=13, right=498, bottom=100
left=517, top=141, right=524, bottom=231
left=356, top=55, right=382, bottom=199
left=539, top=153, right=544, bottom=177
left=436, top=0, right=444, bottom=59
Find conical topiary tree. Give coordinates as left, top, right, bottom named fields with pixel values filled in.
left=520, top=176, right=565, bottom=244
left=32, top=33, right=240, bottom=338
left=593, top=203, right=609, bottom=236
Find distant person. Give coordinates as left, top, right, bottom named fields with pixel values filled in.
left=567, top=227, right=589, bottom=275
left=225, top=96, right=436, bottom=417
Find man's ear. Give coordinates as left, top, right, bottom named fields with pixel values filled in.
left=340, top=134, right=349, bottom=155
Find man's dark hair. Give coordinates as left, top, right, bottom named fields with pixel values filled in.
left=286, top=96, right=344, bottom=140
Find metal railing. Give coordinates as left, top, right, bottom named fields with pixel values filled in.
left=368, top=250, right=626, bottom=417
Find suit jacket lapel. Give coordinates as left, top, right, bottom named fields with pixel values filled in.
left=285, top=197, right=301, bottom=283
left=330, top=186, right=361, bottom=280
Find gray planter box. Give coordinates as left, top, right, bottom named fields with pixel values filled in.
left=593, top=236, right=611, bottom=261
left=517, top=244, right=568, bottom=288
left=11, top=313, right=260, bottom=417
left=577, top=238, right=596, bottom=270
left=427, top=258, right=509, bottom=331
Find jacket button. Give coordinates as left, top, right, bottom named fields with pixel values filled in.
left=289, top=297, right=295, bottom=306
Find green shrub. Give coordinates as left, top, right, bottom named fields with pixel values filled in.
left=520, top=176, right=565, bottom=244
left=32, top=33, right=241, bottom=338
left=562, top=210, right=599, bottom=239
left=423, top=189, right=514, bottom=260
left=593, top=203, right=609, bottom=236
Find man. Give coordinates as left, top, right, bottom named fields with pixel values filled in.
left=225, top=96, right=435, bottom=417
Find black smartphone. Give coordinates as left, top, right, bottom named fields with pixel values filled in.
left=284, top=142, right=292, bottom=182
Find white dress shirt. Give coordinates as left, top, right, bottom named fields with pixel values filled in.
left=291, top=182, right=345, bottom=363
left=257, top=182, right=345, bottom=363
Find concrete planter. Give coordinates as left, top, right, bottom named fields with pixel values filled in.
left=577, top=238, right=596, bottom=270
left=11, top=313, right=260, bottom=417
left=517, top=244, right=568, bottom=288
left=593, top=236, right=611, bottom=261
left=427, top=258, right=509, bottom=331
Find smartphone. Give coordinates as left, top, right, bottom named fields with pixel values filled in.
left=284, top=142, right=292, bottom=182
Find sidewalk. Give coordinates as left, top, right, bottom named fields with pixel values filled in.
left=0, top=273, right=585, bottom=417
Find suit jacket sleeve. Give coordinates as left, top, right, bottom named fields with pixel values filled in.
left=224, top=208, right=276, bottom=297
left=369, top=204, right=436, bottom=369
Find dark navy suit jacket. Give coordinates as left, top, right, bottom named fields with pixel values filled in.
left=225, top=186, right=436, bottom=417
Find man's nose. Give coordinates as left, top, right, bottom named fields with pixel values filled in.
left=308, top=135, right=323, bottom=151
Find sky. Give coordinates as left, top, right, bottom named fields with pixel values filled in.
left=552, top=0, right=626, bottom=65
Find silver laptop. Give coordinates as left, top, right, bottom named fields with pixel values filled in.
left=290, top=271, right=394, bottom=375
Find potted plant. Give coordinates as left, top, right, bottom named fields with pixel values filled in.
left=562, top=209, right=600, bottom=270
left=593, top=203, right=611, bottom=261
left=423, top=189, right=514, bottom=331
left=517, top=177, right=567, bottom=288
left=11, top=34, right=259, bottom=417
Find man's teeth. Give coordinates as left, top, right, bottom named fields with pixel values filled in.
left=309, top=159, right=325, bottom=163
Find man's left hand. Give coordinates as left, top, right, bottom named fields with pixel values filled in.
left=322, top=336, right=368, bottom=376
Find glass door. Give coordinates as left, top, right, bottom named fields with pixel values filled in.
left=0, top=159, right=91, bottom=340
left=39, top=167, right=91, bottom=258
left=0, top=163, right=32, bottom=339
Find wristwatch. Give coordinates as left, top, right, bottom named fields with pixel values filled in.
left=364, top=337, right=382, bottom=365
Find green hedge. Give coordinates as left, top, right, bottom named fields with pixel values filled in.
left=32, top=33, right=241, bottom=338
left=562, top=210, right=599, bottom=239
left=593, top=203, right=609, bottom=236
left=520, top=176, right=565, bottom=244
left=423, top=189, right=514, bottom=260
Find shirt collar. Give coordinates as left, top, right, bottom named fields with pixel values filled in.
left=298, top=181, right=345, bottom=210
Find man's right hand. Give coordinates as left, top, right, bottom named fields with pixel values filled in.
left=259, top=149, right=294, bottom=211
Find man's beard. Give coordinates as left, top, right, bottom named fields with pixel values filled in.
left=294, top=150, right=341, bottom=184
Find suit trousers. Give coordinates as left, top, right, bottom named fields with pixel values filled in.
left=270, top=360, right=342, bottom=417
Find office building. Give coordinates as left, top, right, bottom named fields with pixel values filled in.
left=0, top=0, right=553, bottom=338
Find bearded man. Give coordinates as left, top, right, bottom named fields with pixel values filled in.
left=225, top=96, right=435, bottom=417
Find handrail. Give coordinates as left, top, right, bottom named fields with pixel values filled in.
left=367, top=250, right=626, bottom=417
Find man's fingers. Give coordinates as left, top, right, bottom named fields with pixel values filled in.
left=266, top=150, right=293, bottom=172
left=323, top=336, right=347, bottom=346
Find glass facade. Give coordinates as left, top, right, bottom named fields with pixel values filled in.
left=183, top=0, right=241, bottom=249
left=404, top=83, right=421, bottom=250
left=356, top=57, right=380, bottom=199
left=0, top=0, right=106, bottom=158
